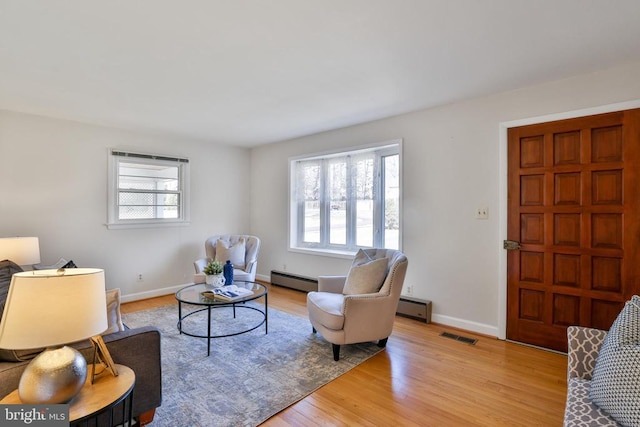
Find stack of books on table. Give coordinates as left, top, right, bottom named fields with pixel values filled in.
left=201, top=285, right=253, bottom=301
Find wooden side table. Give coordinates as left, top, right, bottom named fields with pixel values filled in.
left=1, top=364, right=135, bottom=427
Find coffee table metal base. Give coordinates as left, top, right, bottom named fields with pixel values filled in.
left=177, top=299, right=268, bottom=356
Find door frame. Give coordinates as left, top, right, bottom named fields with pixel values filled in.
left=497, top=99, right=640, bottom=340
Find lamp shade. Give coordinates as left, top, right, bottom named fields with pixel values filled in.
left=0, top=268, right=107, bottom=350
left=0, top=237, right=41, bottom=266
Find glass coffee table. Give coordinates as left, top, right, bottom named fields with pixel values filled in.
left=175, top=281, right=268, bottom=356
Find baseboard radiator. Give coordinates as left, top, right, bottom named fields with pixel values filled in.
left=271, top=270, right=431, bottom=322
left=270, top=270, right=318, bottom=292
left=397, top=296, right=432, bottom=323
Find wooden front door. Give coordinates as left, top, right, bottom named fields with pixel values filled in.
left=507, top=109, right=640, bottom=352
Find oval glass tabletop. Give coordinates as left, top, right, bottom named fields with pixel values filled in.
left=175, top=281, right=266, bottom=305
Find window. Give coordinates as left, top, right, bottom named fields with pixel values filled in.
left=290, top=141, right=401, bottom=255
left=107, top=150, right=190, bottom=229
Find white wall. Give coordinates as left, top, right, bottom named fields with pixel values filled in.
left=0, top=110, right=251, bottom=301
left=250, top=59, right=640, bottom=336
left=4, top=60, right=640, bottom=335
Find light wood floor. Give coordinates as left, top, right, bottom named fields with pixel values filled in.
left=122, top=284, right=568, bottom=426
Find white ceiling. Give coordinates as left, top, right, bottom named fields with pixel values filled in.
left=1, top=1, right=640, bottom=147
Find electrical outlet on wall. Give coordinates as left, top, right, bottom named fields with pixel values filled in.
left=405, top=285, right=413, bottom=296
left=137, top=273, right=143, bottom=282
left=475, top=206, right=489, bottom=219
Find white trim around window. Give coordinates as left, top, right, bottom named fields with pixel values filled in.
left=106, top=149, right=190, bottom=229
left=289, top=139, right=402, bottom=257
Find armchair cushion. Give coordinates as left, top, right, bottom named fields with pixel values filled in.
left=564, top=377, right=619, bottom=427
left=589, top=295, right=640, bottom=426
left=307, top=292, right=345, bottom=330
left=343, top=257, right=387, bottom=295
left=215, top=238, right=246, bottom=269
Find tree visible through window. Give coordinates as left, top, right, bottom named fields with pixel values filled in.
left=291, top=142, right=401, bottom=253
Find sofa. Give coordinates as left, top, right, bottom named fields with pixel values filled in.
left=564, top=295, right=640, bottom=427
left=0, top=260, right=162, bottom=425
left=564, top=326, right=619, bottom=426
left=0, top=326, right=162, bottom=425
left=564, top=294, right=640, bottom=427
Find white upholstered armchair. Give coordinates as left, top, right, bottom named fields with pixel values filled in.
left=193, top=235, right=261, bottom=283
left=307, top=248, right=408, bottom=361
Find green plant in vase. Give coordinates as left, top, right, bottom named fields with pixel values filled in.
left=204, top=260, right=223, bottom=275
left=204, top=260, right=225, bottom=287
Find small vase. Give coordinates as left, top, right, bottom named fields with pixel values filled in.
left=205, top=274, right=226, bottom=288
left=223, top=260, right=234, bottom=286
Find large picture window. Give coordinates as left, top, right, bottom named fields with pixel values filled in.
left=290, top=141, right=401, bottom=255
left=107, top=150, right=190, bottom=229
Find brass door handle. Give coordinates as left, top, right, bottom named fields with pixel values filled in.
left=503, top=240, right=521, bottom=250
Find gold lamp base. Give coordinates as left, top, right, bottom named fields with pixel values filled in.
left=18, top=346, right=87, bottom=404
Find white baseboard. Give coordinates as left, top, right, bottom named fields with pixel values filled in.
left=120, top=283, right=189, bottom=303
left=120, top=275, right=273, bottom=303
left=431, top=313, right=498, bottom=338
left=119, top=279, right=499, bottom=340
left=255, top=273, right=270, bottom=282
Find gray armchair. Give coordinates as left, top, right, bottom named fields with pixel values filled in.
left=194, top=234, right=261, bottom=283
left=307, top=248, right=408, bottom=361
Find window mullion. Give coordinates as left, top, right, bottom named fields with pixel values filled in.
left=154, top=178, right=159, bottom=220
left=296, top=162, right=305, bottom=247
left=346, top=156, right=356, bottom=249
left=373, top=153, right=382, bottom=247
left=319, top=159, right=329, bottom=247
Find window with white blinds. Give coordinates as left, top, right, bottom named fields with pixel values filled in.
left=107, top=150, right=190, bottom=229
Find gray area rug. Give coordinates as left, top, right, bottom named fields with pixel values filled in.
left=122, top=302, right=383, bottom=426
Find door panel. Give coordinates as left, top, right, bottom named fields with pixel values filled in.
left=507, top=109, right=640, bottom=352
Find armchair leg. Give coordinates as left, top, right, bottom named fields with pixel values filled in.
left=332, top=344, right=340, bottom=361
left=312, top=326, right=316, bottom=333
left=377, top=337, right=388, bottom=348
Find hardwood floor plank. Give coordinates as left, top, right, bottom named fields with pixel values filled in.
left=121, top=283, right=567, bottom=426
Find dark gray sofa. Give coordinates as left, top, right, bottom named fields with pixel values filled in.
left=0, top=326, right=162, bottom=425
left=0, top=260, right=161, bottom=425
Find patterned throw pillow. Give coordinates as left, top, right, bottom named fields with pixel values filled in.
left=589, top=295, right=640, bottom=426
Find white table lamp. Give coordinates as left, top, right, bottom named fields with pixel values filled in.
left=0, top=237, right=41, bottom=267
left=0, top=268, right=109, bottom=403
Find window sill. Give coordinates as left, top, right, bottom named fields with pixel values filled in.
left=288, top=246, right=357, bottom=260
left=106, top=220, right=190, bottom=230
